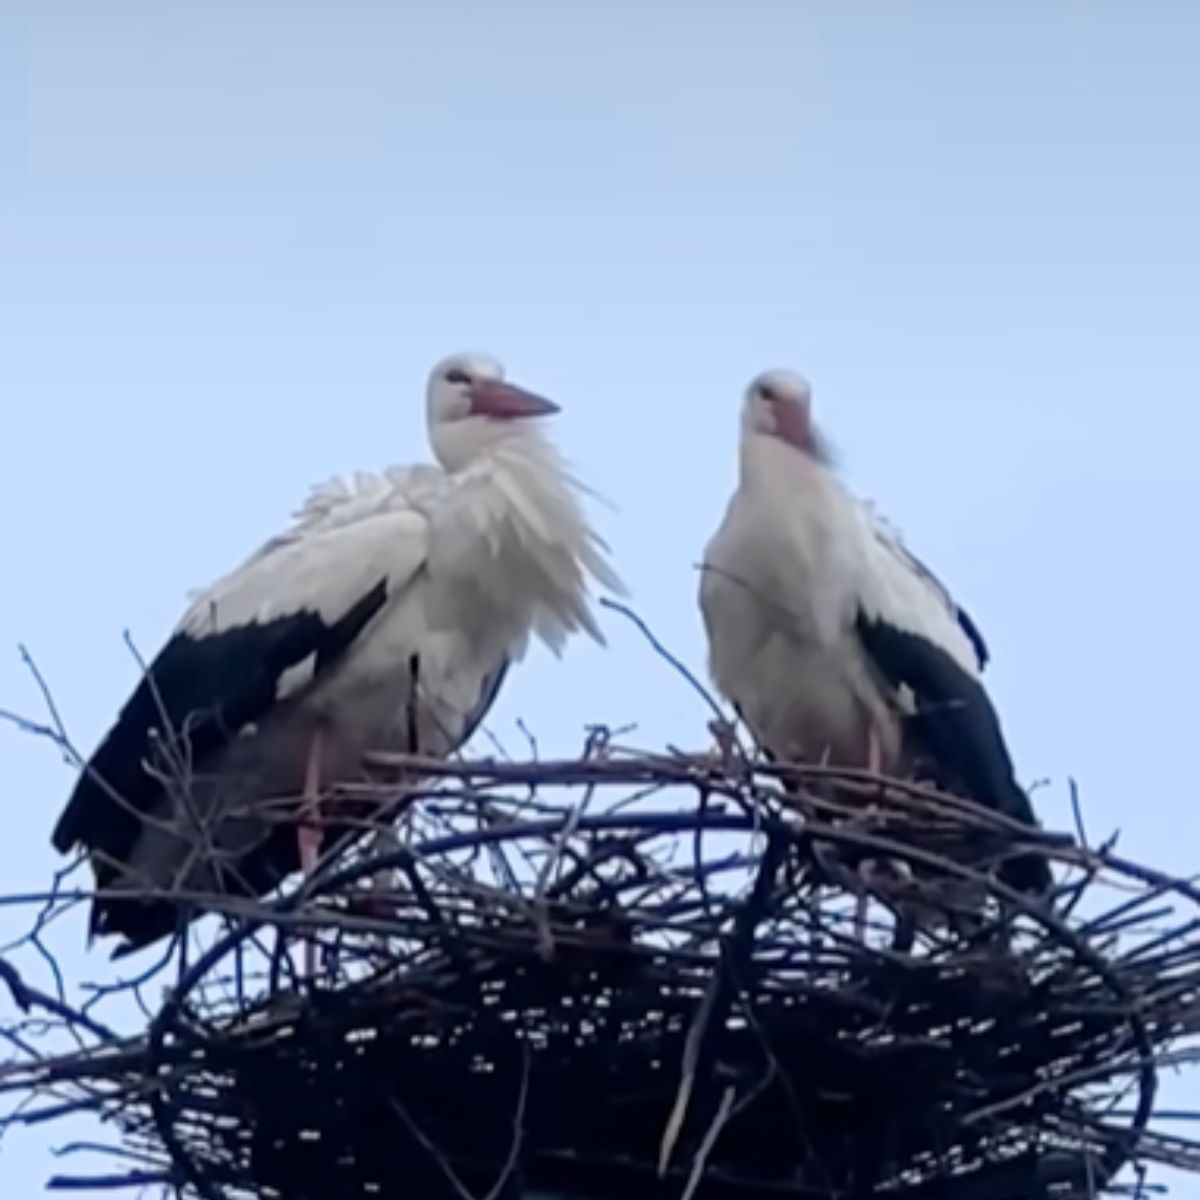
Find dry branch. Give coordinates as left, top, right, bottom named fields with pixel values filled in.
left=2, top=751, right=1200, bottom=1200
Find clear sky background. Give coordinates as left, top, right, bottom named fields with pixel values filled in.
left=2, top=2, right=1199, bottom=1195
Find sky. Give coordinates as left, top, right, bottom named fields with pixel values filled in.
left=2, top=0, right=1199, bottom=1194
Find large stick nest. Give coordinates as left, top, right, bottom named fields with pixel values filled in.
left=5, top=748, right=1200, bottom=1199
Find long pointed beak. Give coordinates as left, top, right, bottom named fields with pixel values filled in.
left=468, top=380, right=561, bottom=420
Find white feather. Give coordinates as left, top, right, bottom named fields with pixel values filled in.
left=177, top=507, right=430, bottom=638
left=700, top=416, right=980, bottom=768
left=853, top=502, right=981, bottom=678
left=274, top=652, right=319, bottom=701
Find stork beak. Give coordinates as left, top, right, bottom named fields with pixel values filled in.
left=468, top=380, right=561, bottom=420
left=774, top=400, right=819, bottom=458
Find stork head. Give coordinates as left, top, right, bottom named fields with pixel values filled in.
left=741, top=368, right=827, bottom=460
left=427, top=352, right=561, bottom=471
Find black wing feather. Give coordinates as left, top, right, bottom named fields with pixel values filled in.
left=866, top=512, right=991, bottom=673
left=954, top=604, right=990, bottom=671
left=855, top=612, right=1051, bottom=895
left=52, top=580, right=389, bottom=898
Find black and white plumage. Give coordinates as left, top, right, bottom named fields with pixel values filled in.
left=53, top=352, right=624, bottom=954
left=699, top=368, right=1051, bottom=896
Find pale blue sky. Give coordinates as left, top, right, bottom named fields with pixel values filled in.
left=2, top=2, right=1199, bottom=1195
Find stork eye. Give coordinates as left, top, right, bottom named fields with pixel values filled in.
left=445, top=368, right=472, bottom=386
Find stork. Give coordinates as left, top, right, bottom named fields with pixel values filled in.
left=699, top=368, right=1051, bottom=900
left=53, top=352, right=624, bottom=956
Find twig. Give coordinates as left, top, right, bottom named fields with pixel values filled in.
left=679, top=1084, right=737, bottom=1200
left=598, top=598, right=729, bottom=728
left=0, top=959, right=116, bottom=1042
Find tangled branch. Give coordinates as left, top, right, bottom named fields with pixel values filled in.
left=0, top=746, right=1198, bottom=1199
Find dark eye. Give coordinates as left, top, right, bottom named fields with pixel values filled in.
left=445, top=368, right=472, bottom=386
left=757, top=384, right=777, bottom=403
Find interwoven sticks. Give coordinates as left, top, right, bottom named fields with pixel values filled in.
left=3, top=752, right=1200, bottom=1199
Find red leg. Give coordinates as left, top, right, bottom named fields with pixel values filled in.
left=866, top=727, right=883, bottom=776
left=298, top=729, right=324, bottom=876
left=851, top=730, right=888, bottom=943
left=298, top=729, right=324, bottom=976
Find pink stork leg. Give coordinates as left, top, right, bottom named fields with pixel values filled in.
left=298, top=729, right=324, bottom=874
left=855, top=728, right=887, bottom=942
left=297, top=729, right=324, bottom=975
left=866, top=727, right=883, bottom=776
left=854, top=877, right=871, bottom=943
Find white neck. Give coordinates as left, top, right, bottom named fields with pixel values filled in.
left=740, top=430, right=826, bottom=491
left=438, top=427, right=625, bottom=652
left=432, top=415, right=543, bottom=474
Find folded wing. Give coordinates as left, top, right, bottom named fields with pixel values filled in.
left=52, top=507, right=430, bottom=894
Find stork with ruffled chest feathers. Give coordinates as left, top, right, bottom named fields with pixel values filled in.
left=53, top=352, right=625, bottom=956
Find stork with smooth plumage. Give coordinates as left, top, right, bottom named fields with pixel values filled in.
left=699, top=368, right=1052, bottom=899
left=52, top=353, right=624, bottom=956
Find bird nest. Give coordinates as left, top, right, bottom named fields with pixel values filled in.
left=5, top=748, right=1200, bottom=1199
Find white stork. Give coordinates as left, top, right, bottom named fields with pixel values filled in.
left=53, top=352, right=624, bottom=955
left=699, top=368, right=1051, bottom=897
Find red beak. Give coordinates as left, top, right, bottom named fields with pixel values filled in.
left=773, top=399, right=819, bottom=457
left=468, top=380, right=561, bottom=420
